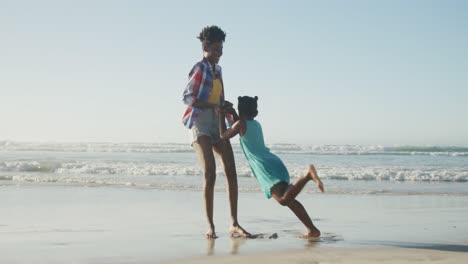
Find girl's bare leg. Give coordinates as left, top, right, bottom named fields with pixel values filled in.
left=309, top=164, right=324, bottom=192
left=288, top=199, right=321, bottom=238
left=273, top=165, right=324, bottom=205
left=194, top=136, right=217, bottom=239
left=213, top=139, right=251, bottom=237
left=270, top=165, right=323, bottom=237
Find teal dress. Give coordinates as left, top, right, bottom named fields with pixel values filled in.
left=240, top=120, right=290, bottom=199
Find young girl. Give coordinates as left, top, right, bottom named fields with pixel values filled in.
left=218, top=96, right=324, bottom=238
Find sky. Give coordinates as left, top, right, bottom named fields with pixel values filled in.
left=1, top=0, right=467, bottom=145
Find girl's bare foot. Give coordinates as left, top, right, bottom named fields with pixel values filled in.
left=298, top=227, right=321, bottom=238
left=308, top=165, right=324, bottom=193
left=206, top=226, right=217, bottom=239
left=229, top=224, right=252, bottom=238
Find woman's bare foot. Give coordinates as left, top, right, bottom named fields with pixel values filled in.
left=229, top=224, right=252, bottom=238
left=298, top=227, right=321, bottom=238
left=308, top=165, right=324, bottom=193
left=206, top=226, right=217, bottom=239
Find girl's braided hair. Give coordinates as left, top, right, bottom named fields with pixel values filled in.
left=238, top=96, right=258, bottom=118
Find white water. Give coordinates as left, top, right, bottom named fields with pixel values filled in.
left=1, top=142, right=468, bottom=195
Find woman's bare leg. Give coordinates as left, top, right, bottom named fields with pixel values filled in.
left=213, top=139, right=251, bottom=237
left=194, top=136, right=217, bottom=239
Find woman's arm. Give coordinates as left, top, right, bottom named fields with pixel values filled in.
left=182, top=65, right=202, bottom=107
left=183, top=64, right=219, bottom=111
left=222, top=101, right=239, bottom=122
left=192, top=100, right=219, bottom=110
left=226, top=107, right=239, bottom=122
left=183, top=65, right=220, bottom=110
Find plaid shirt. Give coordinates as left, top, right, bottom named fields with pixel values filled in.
left=182, top=58, right=229, bottom=129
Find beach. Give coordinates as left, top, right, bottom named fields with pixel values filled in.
left=3, top=0, right=467, bottom=262
left=164, top=247, right=468, bottom=264
left=1, top=183, right=467, bottom=263
left=1, top=142, right=468, bottom=263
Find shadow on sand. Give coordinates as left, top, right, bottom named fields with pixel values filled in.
left=357, top=240, right=468, bottom=253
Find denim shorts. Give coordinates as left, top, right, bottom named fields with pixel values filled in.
left=190, top=108, right=221, bottom=145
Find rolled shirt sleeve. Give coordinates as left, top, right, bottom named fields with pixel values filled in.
left=182, top=65, right=203, bottom=106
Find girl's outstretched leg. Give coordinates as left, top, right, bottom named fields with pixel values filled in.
left=273, top=165, right=324, bottom=206
left=308, top=164, right=324, bottom=192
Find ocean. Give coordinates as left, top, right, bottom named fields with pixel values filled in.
left=2, top=141, right=468, bottom=263
left=1, top=141, right=467, bottom=195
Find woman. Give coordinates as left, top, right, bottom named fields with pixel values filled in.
left=182, top=25, right=251, bottom=239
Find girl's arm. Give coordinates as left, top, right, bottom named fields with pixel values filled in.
left=219, top=112, right=241, bottom=140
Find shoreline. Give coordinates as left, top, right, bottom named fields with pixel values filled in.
left=3, top=179, right=468, bottom=197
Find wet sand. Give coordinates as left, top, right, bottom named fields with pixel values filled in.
left=164, top=247, right=468, bottom=264
left=1, top=183, right=467, bottom=263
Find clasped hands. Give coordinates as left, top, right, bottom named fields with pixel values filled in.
left=215, top=100, right=237, bottom=116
